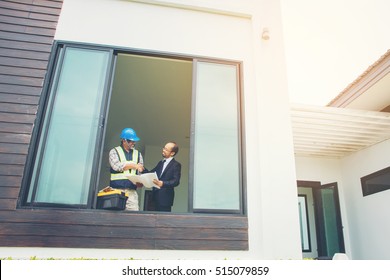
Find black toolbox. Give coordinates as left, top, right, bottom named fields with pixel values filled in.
left=96, top=189, right=128, bottom=210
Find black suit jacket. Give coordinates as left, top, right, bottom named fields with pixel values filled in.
left=149, top=158, right=181, bottom=207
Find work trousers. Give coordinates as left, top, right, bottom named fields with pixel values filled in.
left=120, top=189, right=139, bottom=211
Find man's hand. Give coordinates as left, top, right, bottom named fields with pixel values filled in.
left=124, top=162, right=144, bottom=172
left=136, top=164, right=144, bottom=173
left=153, top=179, right=163, bottom=188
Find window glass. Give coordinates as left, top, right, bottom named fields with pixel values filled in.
left=361, top=166, right=390, bottom=196
left=28, top=47, right=110, bottom=205
left=298, top=195, right=311, bottom=252
left=193, top=61, right=241, bottom=211
left=321, top=188, right=340, bottom=257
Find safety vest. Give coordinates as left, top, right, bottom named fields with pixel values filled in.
left=110, top=146, right=139, bottom=181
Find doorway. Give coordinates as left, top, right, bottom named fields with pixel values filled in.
left=98, top=53, right=192, bottom=213
left=297, top=181, right=345, bottom=259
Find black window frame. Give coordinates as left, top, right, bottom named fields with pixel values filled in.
left=19, top=41, right=247, bottom=215
left=361, top=166, right=390, bottom=197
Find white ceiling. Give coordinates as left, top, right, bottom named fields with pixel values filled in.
left=291, top=104, right=390, bottom=158
left=304, top=50, right=390, bottom=158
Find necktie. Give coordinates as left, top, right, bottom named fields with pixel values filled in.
left=159, top=160, right=166, bottom=177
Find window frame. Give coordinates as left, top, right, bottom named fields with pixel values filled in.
left=20, top=43, right=115, bottom=209
left=361, top=166, right=390, bottom=197
left=189, top=58, right=245, bottom=214
left=298, top=194, right=312, bottom=253
left=20, top=41, right=247, bottom=215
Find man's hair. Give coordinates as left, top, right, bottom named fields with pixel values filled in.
left=170, top=141, right=179, bottom=156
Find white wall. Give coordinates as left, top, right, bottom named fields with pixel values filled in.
left=295, top=156, right=342, bottom=184
left=7, top=0, right=300, bottom=260
left=296, top=139, right=390, bottom=260
left=341, top=139, right=390, bottom=260
left=55, top=0, right=254, bottom=60
left=251, top=0, right=301, bottom=260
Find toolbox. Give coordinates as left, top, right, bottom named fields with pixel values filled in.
left=96, top=188, right=128, bottom=210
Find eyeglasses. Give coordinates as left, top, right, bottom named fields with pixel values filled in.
left=125, top=139, right=135, bottom=143
left=163, top=147, right=172, bottom=152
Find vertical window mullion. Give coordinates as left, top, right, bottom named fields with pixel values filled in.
left=88, top=50, right=117, bottom=208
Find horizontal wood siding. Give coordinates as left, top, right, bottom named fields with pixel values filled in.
left=0, top=210, right=248, bottom=250
left=0, top=0, right=248, bottom=251
left=0, top=0, right=62, bottom=211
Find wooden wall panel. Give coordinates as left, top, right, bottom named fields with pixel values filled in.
left=0, top=0, right=62, bottom=208
left=0, top=175, right=22, bottom=187
left=0, top=186, right=20, bottom=198
left=0, top=198, right=17, bottom=210
left=0, top=0, right=63, bottom=221
left=0, top=210, right=248, bottom=250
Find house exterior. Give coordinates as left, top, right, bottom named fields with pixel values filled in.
left=293, top=49, right=390, bottom=260
left=0, top=0, right=389, bottom=260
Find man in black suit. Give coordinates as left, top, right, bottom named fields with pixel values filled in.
left=150, top=142, right=181, bottom=212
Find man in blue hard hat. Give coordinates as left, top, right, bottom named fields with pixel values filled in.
left=108, top=128, right=144, bottom=211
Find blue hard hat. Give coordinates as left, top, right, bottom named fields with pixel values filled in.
left=120, top=128, right=140, bottom=141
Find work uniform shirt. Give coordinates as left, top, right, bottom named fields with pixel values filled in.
left=109, top=145, right=144, bottom=190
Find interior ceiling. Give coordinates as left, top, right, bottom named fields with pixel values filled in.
left=291, top=104, right=390, bottom=158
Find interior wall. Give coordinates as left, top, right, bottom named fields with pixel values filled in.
left=98, top=54, right=192, bottom=213
left=340, top=139, right=390, bottom=259
left=105, top=54, right=193, bottom=154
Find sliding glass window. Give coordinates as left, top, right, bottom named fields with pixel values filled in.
left=27, top=46, right=111, bottom=207
left=191, top=61, right=242, bottom=213
left=23, top=43, right=244, bottom=214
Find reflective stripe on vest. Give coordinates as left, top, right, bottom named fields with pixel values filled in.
left=110, top=146, right=139, bottom=181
